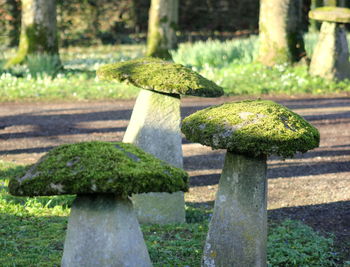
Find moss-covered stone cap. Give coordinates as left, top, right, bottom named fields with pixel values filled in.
left=181, top=100, right=320, bottom=158
left=309, top=7, right=350, bottom=23
left=96, top=57, right=224, bottom=97
left=9, top=141, right=189, bottom=197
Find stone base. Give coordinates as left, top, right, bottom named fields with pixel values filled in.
left=123, top=89, right=185, bottom=224
left=61, top=195, right=152, bottom=267
left=202, top=152, right=267, bottom=267
left=132, top=191, right=185, bottom=224
left=310, top=22, right=350, bottom=80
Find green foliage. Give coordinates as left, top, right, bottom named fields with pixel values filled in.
left=181, top=100, right=320, bottom=158
left=172, top=36, right=258, bottom=68
left=9, top=141, right=189, bottom=197
left=26, top=53, right=62, bottom=79
left=268, top=220, right=338, bottom=267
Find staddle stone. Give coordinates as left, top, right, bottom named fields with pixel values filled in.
left=309, top=7, right=350, bottom=81
left=202, top=152, right=267, bottom=267
left=61, top=195, right=152, bottom=267
left=124, top=89, right=185, bottom=224
left=309, top=7, right=350, bottom=23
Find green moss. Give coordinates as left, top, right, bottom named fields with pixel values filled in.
left=181, top=100, right=320, bottom=158
left=96, top=57, right=224, bottom=97
left=309, top=7, right=350, bottom=23
left=8, top=141, right=189, bottom=197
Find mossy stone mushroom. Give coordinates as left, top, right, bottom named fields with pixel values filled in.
left=9, top=141, right=188, bottom=267
left=181, top=100, right=320, bottom=267
left=309, top=7, right=350, bottom=80
left=97, top=57, right=223, bottom=224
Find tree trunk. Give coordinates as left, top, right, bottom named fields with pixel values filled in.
left=146, top=0, right=178, bottom=60
left=5, top=0, right=59, bottom=67
left=258, top=0, right=306, bottom=66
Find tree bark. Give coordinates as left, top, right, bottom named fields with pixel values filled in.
left=258, top=0, right=306, bottom=66
left=146, top=0, right=178, bottom=60
left=5, top=0, right=59, bottom=67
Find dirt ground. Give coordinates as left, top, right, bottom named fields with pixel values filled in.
left=0, top=95, right=349, bottom=261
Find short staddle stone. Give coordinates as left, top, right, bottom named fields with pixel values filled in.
left=309, top=7, right=350, bottom=23
left=309, top=21, right=350, bottom=80
left=181, top=100, right=320, bottom=158
left=96, top=57, right=224, bottom=97
left=61, top=195, right=152, bottom=267
left=8, top=141, right=188, bottom=197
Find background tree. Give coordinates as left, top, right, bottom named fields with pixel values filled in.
left=146, top=0, right=178, bottom=60
left=5, top=0, right=59, bottom=67
left=258, top=0, right=306, bottom=66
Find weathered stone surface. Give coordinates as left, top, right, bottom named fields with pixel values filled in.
left=96, top=57, right=224, bottom=97
left=9, top=141, right=188, bottom=197
left=61, top=195, right=152, bottom=267
left=132, top=191, right=185, bottom=224
left=309, top=7, right=350, bottom=23
left=310, top=21, right=350, bottom=81
left=181, top=100, right=320, bottom=158
left=202, top=152, right=267, bottom=267
left=123, top=89, right=183, bottom=167
left=124, top=89, right=186, bottom=224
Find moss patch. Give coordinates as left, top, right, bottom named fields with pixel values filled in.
left=181, top=100, right=320, bottom=158
left=96, top=57, right=224, bottom=97
left=309, top=7, right=350, bottom=23
left=8, top=141, right=189, bottom=197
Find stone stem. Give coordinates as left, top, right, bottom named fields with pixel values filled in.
left=202, top=152, right=267, bottom=267
left=124, top=89, right=185, bottom=224
left=61, top=194, right=152, bottom=267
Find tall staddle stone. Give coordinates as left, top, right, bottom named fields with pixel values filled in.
left=124, top=89, right=185, bottom=224
left=309, top=7, right=350, bottom=80
left=97, top=57, right=223, bottom=225
left=181, top=100, right=320, bottom=267
left=203, top=153, right=267, bottom=266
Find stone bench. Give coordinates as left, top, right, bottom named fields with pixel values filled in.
left=309, top=7, right=350, bottom=80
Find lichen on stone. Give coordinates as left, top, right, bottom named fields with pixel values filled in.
left=309, top=7, right=350, bottom=23
left=96, top=57, right=224, bottom=97
left=9, top=141, right=189, bottom=197
left=181, top=100, right=320, bottom=158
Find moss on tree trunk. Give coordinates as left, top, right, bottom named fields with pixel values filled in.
left=258, top=0, right=306, bottom=66
left=146, top=0, right=178, bottom=60
left=5, top=0, right=59, bottom=68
